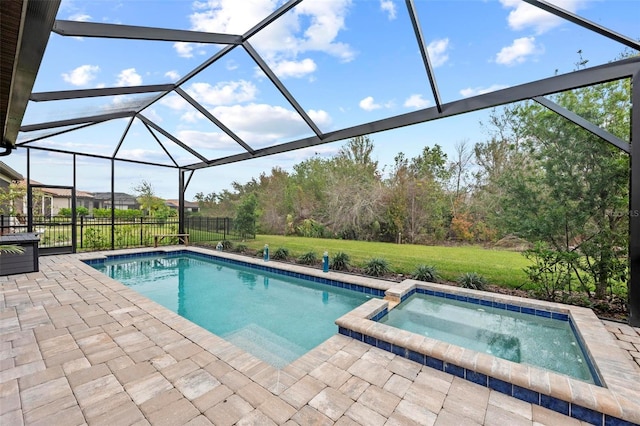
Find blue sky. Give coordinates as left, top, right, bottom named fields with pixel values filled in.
left=6, top=0, right=639, bottom=201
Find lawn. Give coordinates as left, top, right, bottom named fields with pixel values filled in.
left=237, top=235, right=532, bottom=289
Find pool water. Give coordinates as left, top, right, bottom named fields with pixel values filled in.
left=379, top=293, right=596, bottom=383
left=93, top=253, right=373, bottom=368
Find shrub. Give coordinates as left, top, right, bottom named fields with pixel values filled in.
left=235, top=244, right=248, bottom=253
left=522, top=242, right=578, bottom=301
left=364, top=258, right=390, bottom=277
left=272, top=247, right=290, bottom=261
left=84, top=227, right=107, bottom=249
left=457, top=272, right=487, bottom=290
left=58, top=208, right=72, bottom=217
left=221, top=240, right=233, bottom=250
left=413, top=265, right=439, bottom=282
left=331, top=251, right=351, bottom=271
left=297, top=251, right=318, bottom=265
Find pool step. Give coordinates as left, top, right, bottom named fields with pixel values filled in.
left=223, top=323, right=305, bottom=369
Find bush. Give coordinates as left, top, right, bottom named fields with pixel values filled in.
left=331, top=251, right=351, bottom=271
left=272, top=247, right=290, bottom=261
left=234, top=244, right=248, bottom=253
left=84, top=227, right=107, bottom=249
left=457, top=272, right=487, bottom=290
left=364, top=258, right=390, bottom=277
left=413, top=265, right=439, bottom=282
left=221, top=240, right=233, bottom=250
left=523, top=242, right=578, bottom=301
left=297, top=251, right=318, bottom=265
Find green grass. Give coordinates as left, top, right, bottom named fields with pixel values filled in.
left=242, top=235, right=532, bottom=289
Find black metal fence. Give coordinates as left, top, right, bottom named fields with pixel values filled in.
left=0, top=215, right=250, bottom=252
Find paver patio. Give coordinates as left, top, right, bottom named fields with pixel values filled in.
left=1, top=247, right=638, bottom=425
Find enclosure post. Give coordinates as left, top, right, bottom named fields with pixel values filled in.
left=111, top=159, right=115, bottom=250
left=26, top=148, right=33, bottom=232
left=178, top=169, right=185, bottom=241
left=71, top=154, right=77, bottom=253
left=629, top=71, right=640, bottom=327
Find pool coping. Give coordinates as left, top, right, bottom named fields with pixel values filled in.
left=335, top=279, right=640, bottom=425
left=77, top=246, right=640, bottom=425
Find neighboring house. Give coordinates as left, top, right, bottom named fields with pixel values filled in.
left=0, top=162, right=23, bottom=214
left=0, top=161, right=22, bottom=191
left=91, top=192, right=139, bottom=210
left=16, top=179, right=95, bottom=216
left=165, top=199, right=200, bottom=213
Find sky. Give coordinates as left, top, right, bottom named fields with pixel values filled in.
left=4, top=0, right=639, bottom=201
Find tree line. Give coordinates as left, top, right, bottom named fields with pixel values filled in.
left=195, top=76, right=630, bottom=299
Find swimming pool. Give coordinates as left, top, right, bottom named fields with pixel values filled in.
left=378, top=292, right=597, bottom=383
left=89, top=251, right=377, bottom=368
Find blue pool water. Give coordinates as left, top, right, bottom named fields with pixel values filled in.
left=379, top=293, right=597, bottom=383
left=91, top=253, right=374, bottom=368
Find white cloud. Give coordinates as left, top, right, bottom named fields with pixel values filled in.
left=427, top=38, right=450, bottom=67
left=69, top=13, right=91, bottom=21
left=500, top=0, right=585, bottom=34
left=180, top=111, right=205, bottom=123
left=141, top=108, right=163, bottom=124
left=188, top=80, right=258, bottom=106
left=116, top=68, right=142, bottom=86
left=174, top=42, right=195, bottom=58
left=165, top=70, right=180, bottom=81
left=403, top=94, right=431, bottom=109
left=177, top=130, right=238, bottom=150
left=359, top=96, right=381, bottom=111
left=459, top=84, right=509, bottom=98
left=187, top=0, right=355, bottom=78
left=308, top=109, right=332, bottom=127
left=62, top=65, right=100, bottom=86
left=159, top=93, right=191, bottom=110
left=495, top=37, right=542, bottom=66
left=380, top=0, right=396, bottom=20
left=189, top=0, right=274, bottom=34
left=271, top=58, right=317, bottom=79
left=206, top=103, right=332, bottom=146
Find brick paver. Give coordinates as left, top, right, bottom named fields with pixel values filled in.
left=1, top=248, right=637, bottom=425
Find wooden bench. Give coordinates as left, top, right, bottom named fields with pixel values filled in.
left=153, top=233, right=189, bottom=247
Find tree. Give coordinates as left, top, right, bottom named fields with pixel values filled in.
left=325, top=137, right=384, bottom=240
left=495, top=78, right=630, bottom=298
left=133, top=180, right=164, bottom=216
left=0, top=183, right=26, bottom=215
left=234, top=193, right=259, bottom=238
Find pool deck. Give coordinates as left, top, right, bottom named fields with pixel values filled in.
left=1, top=246, right=639, bottom=426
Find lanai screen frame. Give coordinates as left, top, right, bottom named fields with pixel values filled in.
left=3, top=0, right=639, bottom=326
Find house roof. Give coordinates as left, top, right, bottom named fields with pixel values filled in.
left=16, top=179, right=94, bottom=198
left=0, top=161, right=23, bottom=181
left=91, top=192, right=137, bottom=201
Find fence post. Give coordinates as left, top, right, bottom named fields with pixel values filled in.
left=80, top=216, right=84, bottom=248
